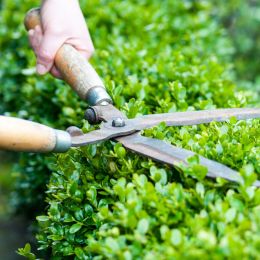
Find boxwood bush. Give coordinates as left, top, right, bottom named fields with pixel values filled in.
left=214, top=0, right=260, bottom=83
left=1, top=0, right=259, bottom=258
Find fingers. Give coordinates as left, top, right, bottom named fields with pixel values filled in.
left=49, top=48, right=93, bottom=79
left=28, top=26, right=43, bottom=54
left=50, top=66, right=63, bottom=79
left=28, top=26, right=95, bottom=78
left=36, top=32, right=65, bottom=75
left=28, top=26, right=64, bottom=75
left=66, top=36, right=95, bottom=60
left=49, top=46, right=94, bottom=79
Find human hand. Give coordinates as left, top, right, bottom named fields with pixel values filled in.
left=28, top=0, right=94, bottom=78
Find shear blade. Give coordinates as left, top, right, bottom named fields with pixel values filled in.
left=129, top=108, right=260, bottom=130
left=116, top=133, right=260, bottom=187
left=72, top=108, right=260, bottom=146
left=71, top=127, right=137, bottom=146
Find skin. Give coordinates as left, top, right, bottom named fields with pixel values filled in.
left=28, top=0, right=94, bottom=78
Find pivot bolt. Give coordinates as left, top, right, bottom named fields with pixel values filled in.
left=84, top=107, right=98, bottom=124
left=112, top=117, right=125, bottom=127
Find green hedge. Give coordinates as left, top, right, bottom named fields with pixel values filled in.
left=214, top=0, right=260, bottom=83
left=1, top=0, right=260, bottom=259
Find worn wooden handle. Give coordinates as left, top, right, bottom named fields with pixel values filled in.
left=24, top=8, right=112, bottom=105
left=0, top=116, right=71, bottom=153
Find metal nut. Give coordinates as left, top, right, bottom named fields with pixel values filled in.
left=112, top=117, right=125, bottom=127
left=84, top=107, right=98, bottom=124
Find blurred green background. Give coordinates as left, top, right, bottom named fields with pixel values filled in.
left=0, top=0, right=259, bottom=258
left=0, top=153, right=34, bottom=259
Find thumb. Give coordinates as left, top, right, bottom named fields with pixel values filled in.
left=36, top=33, right=64, bottom=75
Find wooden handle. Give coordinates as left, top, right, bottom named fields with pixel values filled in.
left=24, top=8, right=112, bottom=105
left=0, top=116, right=71, bottom=153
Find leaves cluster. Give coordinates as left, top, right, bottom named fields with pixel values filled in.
left=33, top=138, right=260, bottom=259
left=0, top=0, right=259, bottom=259
left=214, top=0, right=260, bottom=83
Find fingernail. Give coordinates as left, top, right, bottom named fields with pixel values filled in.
left=36, top=64, right=47, bottom=75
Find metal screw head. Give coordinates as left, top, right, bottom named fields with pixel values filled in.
left=84, top=107, right=98, bottom=124
left=112, top=117, right=126, bottom=127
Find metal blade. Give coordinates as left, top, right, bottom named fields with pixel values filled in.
left=127, top=108, right=260, bottom=130
left=71, top=126, right=136, bottom=146
left=72, top=108, right=259, bottom=146
left=116, top=133, right=260, bottom=187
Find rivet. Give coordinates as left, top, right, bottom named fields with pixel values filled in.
left=112, top=118, right=126, bottom=127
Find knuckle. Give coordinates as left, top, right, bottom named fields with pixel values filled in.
left=38, top=49, right=53, bottom=62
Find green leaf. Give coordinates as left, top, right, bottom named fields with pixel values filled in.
left=160, top=225, right=169, bottom=240
left=24, top=243, right=31, bottom=253
left=187, top=154, right=200, bottom=166
left=17, top=243, right=36, bottom=260
left=196, top=182, right=205, bottom=197
left=137, top=218, right=149, bottom=234
left=105, top=237, right=120, bottom=251
left=192, top=165, right=208, bottom=180
left=75, top=247, right=86, bottom=259
left=225, top=208, right=237, bottom=223
left=36, top=215, right=49, bottom=222
left=170, top=229, right=182, bottom=246
left=69, top=223, right=82, bottom=234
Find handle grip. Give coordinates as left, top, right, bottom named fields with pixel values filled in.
left=0, top=116, right=71, bottom=153
left=24, top=8, right=112, bottom=106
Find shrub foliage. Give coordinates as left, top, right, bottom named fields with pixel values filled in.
left=1, top=0, right=260, bottom=258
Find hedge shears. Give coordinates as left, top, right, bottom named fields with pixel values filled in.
left=0, top=8, right=259, bottom=187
